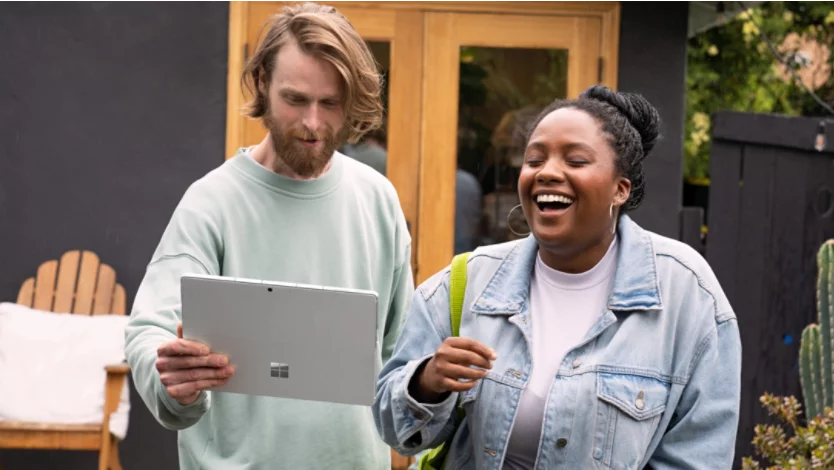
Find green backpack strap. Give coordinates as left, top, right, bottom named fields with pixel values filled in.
left=449, top=252, right=471, bottom=336
left=417, top=252, right=471, bottom=470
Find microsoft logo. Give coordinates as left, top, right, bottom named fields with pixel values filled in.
left=270, top=362, right=289, bottom=379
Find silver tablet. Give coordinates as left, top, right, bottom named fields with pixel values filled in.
left=181, top=274, right=379, bottom=407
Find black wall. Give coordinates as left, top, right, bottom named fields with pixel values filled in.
left=0, top=2, right=687, bottom=469
left=618, top=1, right=689, bottom=239
left=0, top=2, right=228, bottom=469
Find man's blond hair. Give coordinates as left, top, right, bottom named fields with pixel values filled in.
left=241, top=2, right=383, bottom=143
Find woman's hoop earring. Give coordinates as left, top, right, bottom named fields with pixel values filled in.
left=610, top=202, right=617, bottom=235
left=507, top=204, right=531, bottom=237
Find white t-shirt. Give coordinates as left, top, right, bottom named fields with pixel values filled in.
left=502, top=238, right=619, bottom=469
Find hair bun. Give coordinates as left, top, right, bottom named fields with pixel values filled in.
left=581, top=85, right=660, bottom=157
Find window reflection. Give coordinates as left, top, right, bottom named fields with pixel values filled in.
left=455, top=47, right=568, bottom=254
left=341, top=41, right=389, bottom=177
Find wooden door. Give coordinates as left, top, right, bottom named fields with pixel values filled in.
left=416, top=11, right=615, bottom=282
left=226, top=2, right=424, bottom=278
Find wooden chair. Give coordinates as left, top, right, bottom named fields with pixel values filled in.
left=0, top=250, right=130, bottom=470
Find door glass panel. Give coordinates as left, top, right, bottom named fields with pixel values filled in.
left=340, top=41, right=390, bottom=178
left=455, top=46, right=568, bottom=254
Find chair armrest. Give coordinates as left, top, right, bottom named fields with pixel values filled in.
left=103, top=363, right=130, bottom=416
left=100, top=362, right=131, bottom=441
left=104, top=363, right=131, bottom=375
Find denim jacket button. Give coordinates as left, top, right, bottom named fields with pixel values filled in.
left=635, top=390, right=646, bottom=410
left=556, top=438, right=568, bottom=448
left=571, top=358, right=582, bottom=368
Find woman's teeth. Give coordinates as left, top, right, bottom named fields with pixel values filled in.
left=536, top=194, right=574, bottom=204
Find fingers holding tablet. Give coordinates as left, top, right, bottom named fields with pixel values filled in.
left=156, top=323, right=236, bottom=405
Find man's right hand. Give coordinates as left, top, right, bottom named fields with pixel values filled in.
left=156, top=323, right=235, bottom=406
left=414, top=337, right=497, bottom=403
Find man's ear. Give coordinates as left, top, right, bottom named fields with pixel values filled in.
left=257, top=66, right=268, bottom=95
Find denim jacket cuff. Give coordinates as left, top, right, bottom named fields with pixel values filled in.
left=393, top=354, right=458, bottom=443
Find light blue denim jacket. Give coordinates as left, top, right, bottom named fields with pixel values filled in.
left=373, top=215, right=741, bottom=470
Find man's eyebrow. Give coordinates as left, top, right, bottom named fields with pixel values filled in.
left=279, top=87, right=307, bottom=98
left=279, top=87, right=340, bottom=102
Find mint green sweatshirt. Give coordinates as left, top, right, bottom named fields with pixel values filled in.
left=125, top=148, right=413, bottom=469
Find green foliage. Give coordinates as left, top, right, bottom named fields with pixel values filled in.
left=742, top=393, right=834, bottom=469
left=685, top=2, right=834, bottom=180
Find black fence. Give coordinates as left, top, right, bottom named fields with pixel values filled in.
left=704, top=111, right=834, bottom=467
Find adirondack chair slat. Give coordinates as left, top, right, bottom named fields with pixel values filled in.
left=73, top=252, right=100, bottom=315
left=33, top=260, right=58, bottom=311
left=92, top=265, right=116, bottom=316
left=112, top=284, right=126, bottom=316
left=53, top=250, right=81, bottom=313
left=17, top=278, right=35, bottom=307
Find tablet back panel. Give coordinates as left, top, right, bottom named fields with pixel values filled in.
left=181, top=275, right=379, bottom=406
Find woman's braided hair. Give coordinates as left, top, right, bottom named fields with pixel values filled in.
left=525, top=85, right=661, bottom=212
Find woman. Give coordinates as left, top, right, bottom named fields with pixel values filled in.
left=373, top=85, right=741, bottom=469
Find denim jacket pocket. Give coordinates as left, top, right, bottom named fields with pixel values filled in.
left=593, top=372, right=670, bottom=469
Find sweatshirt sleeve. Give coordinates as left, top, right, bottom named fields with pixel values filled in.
left=124, top=198, right=223, bottom=431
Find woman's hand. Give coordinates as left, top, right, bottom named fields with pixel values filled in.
left=413, top=337, right=497, bottom=403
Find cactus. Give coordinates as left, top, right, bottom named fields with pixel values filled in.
left=799, top=324, right=823, bottom=417
left=799, top=239, right=834, bottom=418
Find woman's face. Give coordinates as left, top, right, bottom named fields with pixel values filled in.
left=518, top=107, right=631, bottom=258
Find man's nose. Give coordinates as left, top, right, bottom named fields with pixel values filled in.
left=302, top=104, right=322, bottom=134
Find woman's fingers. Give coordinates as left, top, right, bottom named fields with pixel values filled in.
left=434, top=362, right=488, bottom=381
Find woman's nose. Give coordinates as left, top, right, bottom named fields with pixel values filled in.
left=536, top=159, right=566, bottom=183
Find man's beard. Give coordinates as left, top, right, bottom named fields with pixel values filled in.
left=263, top=112, right=347, bottom=179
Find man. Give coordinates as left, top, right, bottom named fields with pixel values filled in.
left=124, top=3, right=413, bottom=469
left=342, top=126, right=387, bottom=176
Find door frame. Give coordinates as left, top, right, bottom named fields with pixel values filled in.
left=225, top=1, right=620, bottom=283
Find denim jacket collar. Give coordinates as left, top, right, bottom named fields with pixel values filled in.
left=470, top=214, right=663, bottom=316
